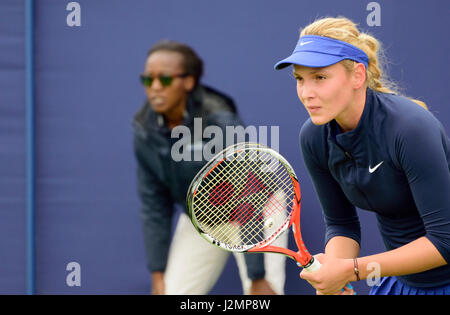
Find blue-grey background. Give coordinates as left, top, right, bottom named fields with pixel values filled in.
left=0, top=0, right=448, bottom=294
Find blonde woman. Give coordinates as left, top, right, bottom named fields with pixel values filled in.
left=274, top=17, right=449, bottom=295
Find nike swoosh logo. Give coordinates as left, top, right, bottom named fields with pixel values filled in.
left=300, top=41, right=313, bottom=46
left=369, top=161, right=384, bottom=173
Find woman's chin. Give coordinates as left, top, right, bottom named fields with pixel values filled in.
left=309, top=115, right=331, bottom=126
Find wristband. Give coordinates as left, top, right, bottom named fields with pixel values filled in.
left=353, top=258, right=360, bottom=281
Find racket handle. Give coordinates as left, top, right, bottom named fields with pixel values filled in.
left=300, top=258, right=357, bottom=294
left=303, top=257, right=321, bottom=272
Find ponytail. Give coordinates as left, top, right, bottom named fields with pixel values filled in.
left=300, top=17, right=428, bottom=109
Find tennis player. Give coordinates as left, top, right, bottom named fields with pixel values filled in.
left=133, top=40, right=287, bottom=295
left=274, top=17, right=450, bottom=295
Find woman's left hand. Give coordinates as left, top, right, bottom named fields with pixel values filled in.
left=300, top=253, right=355, bottom=295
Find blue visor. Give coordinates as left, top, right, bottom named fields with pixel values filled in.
left=274, top=35, right=369, bottom=70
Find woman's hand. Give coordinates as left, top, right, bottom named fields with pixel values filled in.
left=315, top=284, right=355, bottom=295
left=300, top=254, right=355, bottom=295
left=151, top=271, right=166, bottom=295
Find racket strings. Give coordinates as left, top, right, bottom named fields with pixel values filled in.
left=224, top=160, right=290, bottom=244
left=195, top=150, right=275, bottom=229
left=195, top=151, right=252, bottom=224
left=192, top=149, right=295, bottom=247
left=201, top=151, right=291, bottom=229
left=195, top=151, right=264, bottom=242
left=237, top=174, right=292, bottom=245
left=215, top=166, right=292, bottom=246
left=197, top=149, right=281, bottom=215
left=196, top=150, right=260, bottom=221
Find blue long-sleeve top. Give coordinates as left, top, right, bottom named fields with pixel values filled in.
left=300, top=88, right=450, bottom=288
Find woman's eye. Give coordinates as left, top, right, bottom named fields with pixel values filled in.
left=316, top=75, right=326, bottom=80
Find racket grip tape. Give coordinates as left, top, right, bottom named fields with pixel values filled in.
left=303, top=257, right=321, bottom=272
left=299, top=258, right=356, bottom=294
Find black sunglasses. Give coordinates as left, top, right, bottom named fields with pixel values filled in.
left=140, top=73, right=188, bottom=87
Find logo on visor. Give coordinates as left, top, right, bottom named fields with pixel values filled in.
left=300, top=41, right=313, bottom=46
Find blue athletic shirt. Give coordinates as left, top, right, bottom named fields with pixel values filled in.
left=299, top=88, right=450, bottom=288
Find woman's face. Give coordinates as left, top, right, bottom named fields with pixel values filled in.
left=144, top=51, right=193, bottom=116
left=293, top=62, right=358, bottom=126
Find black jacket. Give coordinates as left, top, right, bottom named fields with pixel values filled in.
left=133, top=84, right=265, bottom=280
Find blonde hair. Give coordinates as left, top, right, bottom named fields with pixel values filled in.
left=300, top=17, right=428, bottom=109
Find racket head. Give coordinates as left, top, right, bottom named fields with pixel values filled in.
left=186, top=142, right=301, bottom=253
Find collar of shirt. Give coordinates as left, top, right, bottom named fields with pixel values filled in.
left=327, top=88, right=374, bottom=153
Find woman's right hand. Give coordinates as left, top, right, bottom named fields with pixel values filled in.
left=151, top=271, right=165, bottom=295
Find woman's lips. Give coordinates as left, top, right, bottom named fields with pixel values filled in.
left=150, top=96, right=165, bottom=106
left=307, top=106, right=321, bottom=114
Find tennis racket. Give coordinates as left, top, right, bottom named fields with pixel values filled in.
left=186, top=142, right=321, bottom=272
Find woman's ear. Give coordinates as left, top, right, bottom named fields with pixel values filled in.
left=352, top=63, right=367, bottom=89
left=184, top=75, right=196, bottom=92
